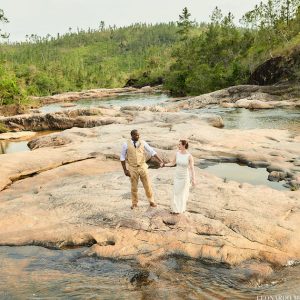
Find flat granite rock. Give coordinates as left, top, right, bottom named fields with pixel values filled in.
left=0, top=110, right=299, bottom=269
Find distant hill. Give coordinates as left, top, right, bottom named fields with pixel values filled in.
left=0, top=23, right=180, bottom=97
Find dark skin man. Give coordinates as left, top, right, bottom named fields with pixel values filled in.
left=121, top=130, right=164, bottom=176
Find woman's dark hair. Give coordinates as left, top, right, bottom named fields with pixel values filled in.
left=180, top=140, right=189, bottom=149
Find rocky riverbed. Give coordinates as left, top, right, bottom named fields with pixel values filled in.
left=0, top=98, right=299, bottom=278
left=165, top=84, right=300, bottom=110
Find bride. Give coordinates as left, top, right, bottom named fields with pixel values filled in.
left=163, top=140, right=196, bottom=214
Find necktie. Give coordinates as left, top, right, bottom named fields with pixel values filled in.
left=133, top=141, right=137, bottom=148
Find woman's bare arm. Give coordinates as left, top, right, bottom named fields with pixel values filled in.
left=164, top=154, right=176, bottom=167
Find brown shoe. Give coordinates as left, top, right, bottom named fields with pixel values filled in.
left=149, top=202, right=157, bottom=208
left=131, top=204, right=138, bottom=209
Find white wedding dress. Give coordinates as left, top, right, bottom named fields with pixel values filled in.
left=171, top=152, right=190, bottom=213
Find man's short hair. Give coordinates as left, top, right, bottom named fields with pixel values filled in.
left=131, top=129, right=138, bottom=136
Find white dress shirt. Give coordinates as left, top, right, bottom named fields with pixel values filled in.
left=120, top=140, right=157, bottom=161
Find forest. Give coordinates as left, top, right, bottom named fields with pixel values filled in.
left=0, top=0, right=299, bottom=105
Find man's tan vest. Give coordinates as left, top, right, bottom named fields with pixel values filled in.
left=126, top=140, right=147, bottom=168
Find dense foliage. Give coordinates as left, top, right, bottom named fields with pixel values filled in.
left=0, top=23, right=179, bottom=99
left=165, top=1, right=300, bottom=95
left=0, top=0, right=299, bottom=103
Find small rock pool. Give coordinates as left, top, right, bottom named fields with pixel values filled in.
left=0, top=140, right=29, bottom=154
left=200, top=162, right=288, bottom=191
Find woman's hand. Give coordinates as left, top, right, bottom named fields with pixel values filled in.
left=192, top=178, right=196, bottom=186
left=160, top=162, right=165, bottom=168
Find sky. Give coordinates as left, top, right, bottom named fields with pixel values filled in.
left=1, top=0, right=262, bottom=42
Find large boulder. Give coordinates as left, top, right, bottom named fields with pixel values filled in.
left=234, top=99, right=274, bottom=109
left=0, top=108, right=127, bottom=131
left=249, top=47, right=300, bottom=86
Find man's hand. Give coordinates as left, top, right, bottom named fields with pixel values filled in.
left=124, top=169, right=131, bottom=177
left=121, top=161, right=130, bottom=177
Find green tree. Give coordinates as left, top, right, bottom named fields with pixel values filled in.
left=177, top=7, right=195, bottom=40
left=210, top=6, right=223, bottom=24
left=0, top=66, right=28, bottom=105
left=0, top=8, right=9, bottom=39
left=166, top=7, right=252, bottom=96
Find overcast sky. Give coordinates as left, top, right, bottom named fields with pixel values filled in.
left=1, top=0, right=262, bottom=42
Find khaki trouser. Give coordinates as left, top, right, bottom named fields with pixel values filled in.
left=128, top=165, right=154, bottom=205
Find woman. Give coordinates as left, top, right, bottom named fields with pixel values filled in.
left=163, top=140, right=196, bottom=214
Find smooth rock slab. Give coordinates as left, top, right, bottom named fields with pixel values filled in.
left=0, top=110, right=299, bottom=268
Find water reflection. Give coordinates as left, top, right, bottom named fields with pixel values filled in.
left=201, top=163, right=287, bottom=190
left=0, top=131, right=59, bottom=155
left=0, top=246, right=299, bottom=299
left=0, top=140, right=29, bottom=154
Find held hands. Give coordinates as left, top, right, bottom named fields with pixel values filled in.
left=160, top=162, right=165, bottom=168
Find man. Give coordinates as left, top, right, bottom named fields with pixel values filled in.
left=120, top=129, right=164, bottom=209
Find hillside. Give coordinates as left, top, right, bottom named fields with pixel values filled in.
left=0, top=23, right=180, bottom=99
left=0, top=1, right=300, bottom=105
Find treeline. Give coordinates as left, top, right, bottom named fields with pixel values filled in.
left=165, top=0, right=300, bottom=95
left=0, top=22, right=179, bottom=104
left=0, top=0, right=300, bottom=105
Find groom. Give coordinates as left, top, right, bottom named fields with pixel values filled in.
left=120, top=129, right=164, bottom=209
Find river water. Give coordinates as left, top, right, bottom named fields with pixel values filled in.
left=0, top=246, right=299, bottom=299
left=1, top=95, right=300, bottom=299
left=188, top=106, right=300, bottom=132
left=39, top=93, right=169, bottom=113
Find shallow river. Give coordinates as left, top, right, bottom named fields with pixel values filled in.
left=193, top=106, right=300, bottom=132
left=0, top=246, right=299, bottom=299
left=40, top=93, right=169, bottom=113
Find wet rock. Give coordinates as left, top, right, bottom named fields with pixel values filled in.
left=199, top=114, right=224, bottom=128
left=248, top=161, right=270, bottom=168
left=234, top=99, right=274, bottom=109
left=130, top=270, right=156, bottom=287
left=268, top=171, right=287, bottom=182
left=235, top=261, right=274, bottom=287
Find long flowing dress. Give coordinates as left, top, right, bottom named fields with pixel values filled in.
left=171, top=152, right=190, bottom=213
